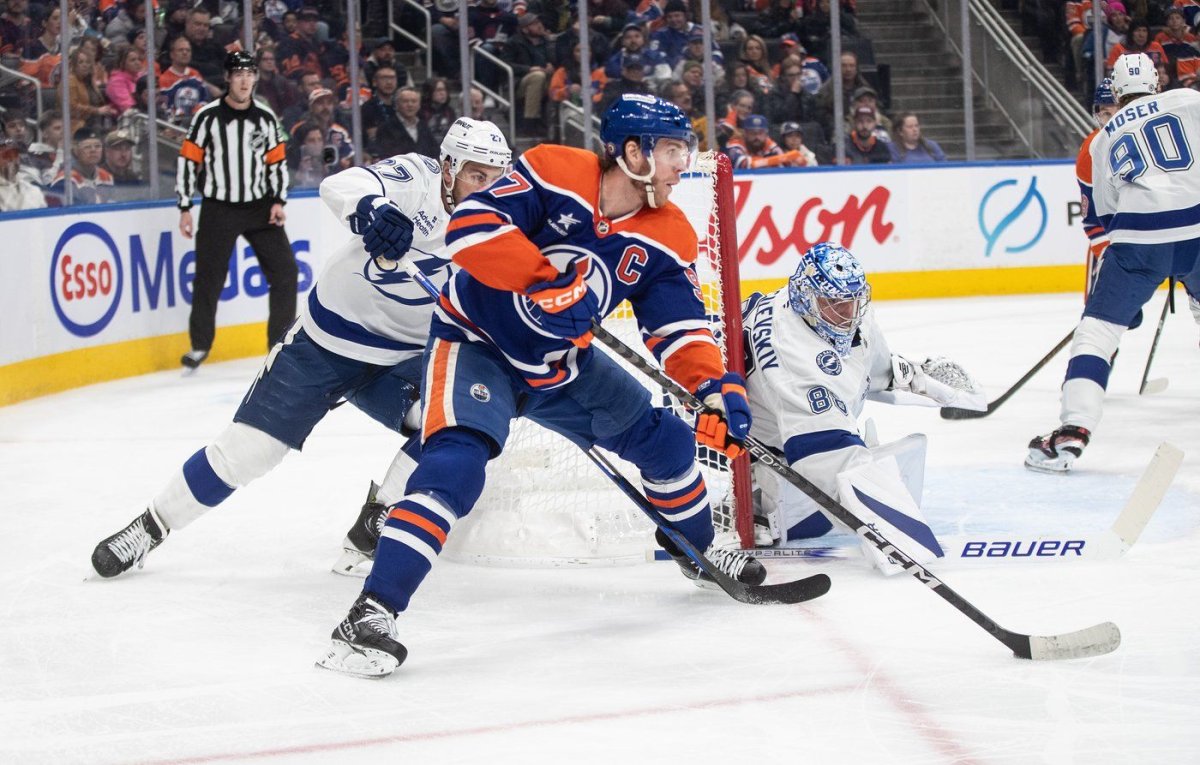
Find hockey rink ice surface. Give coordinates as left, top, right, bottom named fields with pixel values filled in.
left=2, top=292, right=1198, bottom=765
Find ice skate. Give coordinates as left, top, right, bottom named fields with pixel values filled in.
left=180, top=349, right=209, bottom=371
left=316, top=593, right=408, bottom=678
left=656, top=528, right=767, bottom=588
left=1025, top=425, right=1091, bottom=474
left=91, top=508, right=168, bottom=578
left=331, top=482, right=389, bottom=577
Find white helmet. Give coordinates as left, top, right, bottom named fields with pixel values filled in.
left=440, top=117, right=512, bottom=177
left=1110, top=53, right=1158, bottom=101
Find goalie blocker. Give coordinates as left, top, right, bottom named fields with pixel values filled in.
left=742, top=242, right=983, bottom=572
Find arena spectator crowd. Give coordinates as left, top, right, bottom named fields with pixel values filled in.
left=0, top=0, right=967, bottom=213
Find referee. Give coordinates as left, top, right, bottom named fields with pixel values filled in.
left=176, top=50, right=296, bottom=370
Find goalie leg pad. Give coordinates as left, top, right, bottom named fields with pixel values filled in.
left=153, top=422, right=290, bottom=530
left=376, top=435, right=422, bottom=507
left=836, top=454, right=942, bottom=575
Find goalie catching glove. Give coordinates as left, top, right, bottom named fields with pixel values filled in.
left=350, top=195, right=415, bottom=261
left=885, top=354, right=987, bottom=411
left=526, top=260, right=601, bottom=347
left=694, top=373, right=752, bottom=458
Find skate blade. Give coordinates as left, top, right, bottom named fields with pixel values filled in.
left=331, top=548, right=373, bottom=578
left=1024, top=453, right=1075, bottom=474
left=315, top=641, right=398, bottom=678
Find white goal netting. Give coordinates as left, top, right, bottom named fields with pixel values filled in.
left=440, top=152, right=750, bottom=567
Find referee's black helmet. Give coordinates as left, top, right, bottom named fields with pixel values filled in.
left=224, top=50, right=257, bottom=73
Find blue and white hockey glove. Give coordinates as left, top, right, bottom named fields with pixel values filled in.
left=526, top=262, right=600, bottom=346
left=694, top=372, right=751, bottom=458
left=351, top=195, right=414, bottom=261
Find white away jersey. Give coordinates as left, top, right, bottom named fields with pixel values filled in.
left=1090, top=88, right=1200, bottom=244
left=743, top=288, right=893, bottom=496
left=304, top=154, right=451, bottom=365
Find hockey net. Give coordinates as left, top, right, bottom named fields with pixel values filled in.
left=441, top=151, right=752, bottom=567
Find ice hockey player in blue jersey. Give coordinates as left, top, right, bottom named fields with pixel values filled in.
left=316, top=94, right=764, bottom=679
left=742, top=242, right=984, bottom=572
left=90, top=119, right=511, bottom=579
left=1026, top=53, right=1200, bottom=473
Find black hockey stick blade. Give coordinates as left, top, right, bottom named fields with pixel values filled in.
left=940, top=329, right=1075, bottom=420
left=583, top=448, right=830, bottom=606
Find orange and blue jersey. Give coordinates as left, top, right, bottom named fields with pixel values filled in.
left=436, top=144, right=725, bottom=393
left=1076, top=127, right=1108, bottom=254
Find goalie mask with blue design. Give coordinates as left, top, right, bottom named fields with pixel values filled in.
left=601, top=94, right=697, bottom=208
left=787, top=242, right=871, bottom=357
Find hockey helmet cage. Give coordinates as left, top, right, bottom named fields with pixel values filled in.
left=600, top=94, right=697, bottom=160
left=440, top=117, right=512, bottom=178
left=787, top=242, right=871, bottom=357
left=224, top=50, right=257, bottom=73
left=1110, top=53, right=1158, bottom=100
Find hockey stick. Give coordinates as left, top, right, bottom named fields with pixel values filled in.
left=1138, top=279, right=1174, bottom=396
left=749, top=442, right=1183, bottom=566
left=591, top=320, right=1121, bottom=660
left=940, top=329, right=1074, bottom=420
left=393, top=256, right=828, bottom=605
left=583, top=448, right=830, bottom=605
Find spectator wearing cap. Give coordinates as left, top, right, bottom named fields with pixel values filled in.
left=50, top=127, right=114, bottom=205
left=778, top=121, right=817, bottom=166
left=277, top=6, right=323, bottom=81
left=846, top=85, right=891, bottom=137
left=1106, top=17, right=1168, bottom=73
left=600, top=50, right=654, bottom=111
left=605, top=23, right=670, bottom=84
left=293, top=87, right=354, bottom=169
left=0, top=138, right=45, bottom=212
left=671, top=27, right=725, bottom=86
left=503, top=12, right=557, bottom=136
left=766, top=56, right=821, bottom=128
left=107, top=44, right=145, bottom=115
left=889, top=112, right=946, bottom=164
left=254, top=48, right=303, bottom=118
left=373, top=86, right=438, bottom=158
left=724, top=114, right=807, bottom=169
left=101, top=129, right=142, bottom=184
left=773, top=34, right=829, bottom=88
left=650, top=0, right=722, bottom=70
left=362, top=64, right=403, bottom=143
left=845, top=105, right=892, bottom=165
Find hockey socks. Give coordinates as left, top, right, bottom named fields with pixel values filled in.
left=363, top=494, right=457, bottom=612
left=643, top=464, right=716, bottom=551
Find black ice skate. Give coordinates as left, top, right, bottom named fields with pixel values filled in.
left=331, top=482, right=389, bottom=577
left=656, top=528, right=767, bottom=588
left=91, top=508, right=168, bottom=578
left=180, top=349, right=209, bottom=370
left=316, top=593, right=408, bottom=678
left=1025, top=425, right=1091, bottom=474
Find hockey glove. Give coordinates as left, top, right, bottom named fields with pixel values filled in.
left=694, top=373, right=751, bottom=459
left=527, top=261, right=601, bottom=346
left=352, top=195, right=415, bottom=261
left=889, top=354, right=986, bottom=410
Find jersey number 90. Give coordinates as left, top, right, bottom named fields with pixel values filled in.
left=1108, top=113, right=1194, bottom=182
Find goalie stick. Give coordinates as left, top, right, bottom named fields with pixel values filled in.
left=392, top=256, right=829, bottom=605
left=1138, top=279, right=1174, bottom=396
left=591, top=321, right=1121, bottom=661
left=940, top=329, right=1074, bottom=420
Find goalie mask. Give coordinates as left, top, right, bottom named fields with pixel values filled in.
left=1110, top=53, right=1158, bottom=101
left=439, top=117, right=512, bottom=209
left=788, top=242, right=870, bottom=357
left=600, top=94, right=697, bottom=208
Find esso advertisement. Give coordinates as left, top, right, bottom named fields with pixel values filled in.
left=2, top=196, right=340, bottom=366
left=729, top=162, right=1085, bottom=282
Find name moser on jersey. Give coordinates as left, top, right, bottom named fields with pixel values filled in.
left=742, top=243, right=986, bottom=573
left=1027, top=53, right=1200, bottom=473
left=89, top=120, right=511, bottom=583
left=317, top=95, right=767, bottom=679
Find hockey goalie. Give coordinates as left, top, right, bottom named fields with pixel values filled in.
left=742, top=242, right=986, bottom=573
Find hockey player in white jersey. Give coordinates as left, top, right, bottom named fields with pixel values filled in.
left=1026, top=53, right=1200, bottom=473
left=743, top=242, right=984, bottom=572
left=90, top=119, right=511, bottom=578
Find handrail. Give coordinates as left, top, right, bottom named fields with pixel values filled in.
left=470, top=44, right=516, bottom=144
left=390, top=0, right=432, bottom=82
left=558, top=100, right=603, bottom=153
left=0, top=63, right=45, bottom=141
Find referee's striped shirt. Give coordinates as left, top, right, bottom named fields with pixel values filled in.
left=175, top=97, right=289, bottom=209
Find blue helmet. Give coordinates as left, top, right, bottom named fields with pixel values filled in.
left=600, top=94, right=697, bottom=159
left=787, top=242, right=870, bottom=356
left=1093, top=78, right=1117, bottom=111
